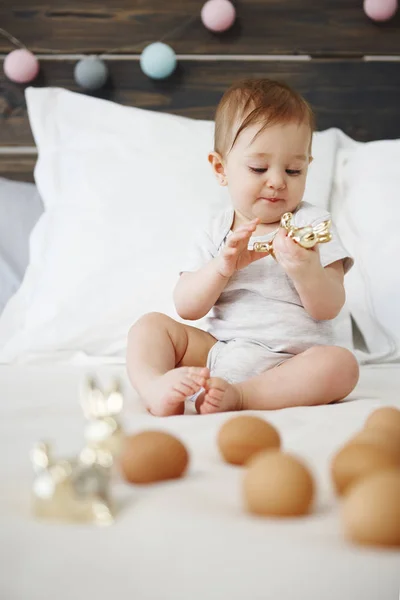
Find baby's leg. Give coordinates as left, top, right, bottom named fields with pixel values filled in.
left=127, top=312, right=217, bottom=416
left=198, top=346, right=359, bottom=414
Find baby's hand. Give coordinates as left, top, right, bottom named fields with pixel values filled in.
left=272, top=227, right=320, bottom=276
left=215, top=218, right=270, bottom=278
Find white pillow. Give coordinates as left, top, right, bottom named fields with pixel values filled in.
left=333, top=140, right=400, bottom=363
left=0, top=87, right=348, bottom=363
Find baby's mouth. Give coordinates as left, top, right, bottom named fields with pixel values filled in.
left=259, top=197, right=283, bottom=203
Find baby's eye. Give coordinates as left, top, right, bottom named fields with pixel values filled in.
left=249, top=167, right=302, bottom=176
left=249, top=167, right=267, bottom=174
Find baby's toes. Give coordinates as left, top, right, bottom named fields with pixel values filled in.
left=206, top=387, right=224, bottom=402
left=199, top=398, right=217, bottom=414
left=200, top=393, right=223, bottom=414
left=176, top=376, right=202, bottom=396
left=188, top=366, right=209, bottom=379
left=189, top=374, right=207, bottom=388
left=206, top=377, right=228, bottom=394
left=204, top=377, right=241, bottom=413
left=186, top=367, right=209, bottom=389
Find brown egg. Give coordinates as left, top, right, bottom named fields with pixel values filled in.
left=119, top=431, right=189, bottom=484
left=218, top=415, right=280, bottom=466
left=331, top=442, right=399, bottom=496
left=351, top=428, right=400, bottom=462
left=342, top=468, right=400, bottom=547
left=364, top=406, right=400, bottom=436
left=244, top=450, right=314, bottom=516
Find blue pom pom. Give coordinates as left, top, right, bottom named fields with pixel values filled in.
left=74, top=57, right=108, bottom=90
left=140, top=43, right=177, bottom=80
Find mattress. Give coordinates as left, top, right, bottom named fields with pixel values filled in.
left=1, top=363, right=399, bottom=600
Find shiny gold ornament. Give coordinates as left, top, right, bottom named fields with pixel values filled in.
left=252, top=212, right=332, bottom=256
left=30, top=377, right=125, bottom=526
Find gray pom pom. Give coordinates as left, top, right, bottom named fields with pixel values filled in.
left=74, top=57, right=108, bottom=91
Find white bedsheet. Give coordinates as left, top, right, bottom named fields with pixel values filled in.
left=1, top=363, right=399, bottom=600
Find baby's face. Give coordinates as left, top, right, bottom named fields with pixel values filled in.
left=223, top=121, right=312, bottom=225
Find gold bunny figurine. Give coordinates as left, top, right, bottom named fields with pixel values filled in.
left=253, top=211, right=332, bottom=256
left=30, top=377, right=126, bottom=525
left=282, top=212, right=332, bottom=248
left=31, top=441, right=114, bottom=525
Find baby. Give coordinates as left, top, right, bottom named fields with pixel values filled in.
left=127, top=78, right=359, bottom=417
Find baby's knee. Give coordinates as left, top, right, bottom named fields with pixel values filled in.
left=129, top=311, right=174, bottom=337
left=323, top=346, right=359, bottom=395
left=342, top=350, right=360, bottom=393
left=305, top=345, right=359, bottom=396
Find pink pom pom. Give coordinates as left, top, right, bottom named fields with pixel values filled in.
left=364, top=0, right=398, bottom=21
left=3, top=49, right=39, bottom=83
left=201, top=0, right=236, bottom=33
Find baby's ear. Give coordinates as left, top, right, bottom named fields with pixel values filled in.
left=208, top=151, right=227, bottom=186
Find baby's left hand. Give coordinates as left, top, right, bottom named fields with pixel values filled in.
left=272, top=227, right=320, bottom=277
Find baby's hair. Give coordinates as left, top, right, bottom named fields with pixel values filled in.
left=214, top=78, right=315, bottom=157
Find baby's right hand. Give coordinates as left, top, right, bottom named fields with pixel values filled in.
left=215, top=218, right=269, bottom=278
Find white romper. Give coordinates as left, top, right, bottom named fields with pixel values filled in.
left=180, top=201, right=353, bottom=384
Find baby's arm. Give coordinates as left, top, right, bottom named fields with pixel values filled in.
left=174, top=258, right=230, bottom=320
left=273, top=227, right=345, bottom=320
left=290, top=259, right=345, bottom=321
left=174, top=218, right=266, bottom=320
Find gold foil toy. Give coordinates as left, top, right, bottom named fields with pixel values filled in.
left=252, top=211, right=332, bottom=256
left=31, top=377, right=125, bottom=526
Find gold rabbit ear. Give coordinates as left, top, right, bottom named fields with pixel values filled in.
left=313, top=219, right=332, bottom=244
left=313, top=219, right=331, bottom=233
left=105, top=379, right=124, bottom=416
left=31, top=441, right=51, bottom=471
left=280, top=212, right=293, bottom=230
left=80, top=377, right=107, bottom=419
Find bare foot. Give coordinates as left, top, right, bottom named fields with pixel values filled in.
left=196, top=377, right=242, bottom=414
left=142, top=367, right=209, bottom=416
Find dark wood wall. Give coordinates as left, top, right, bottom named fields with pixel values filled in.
left=1, top=0, right=400, bottom=181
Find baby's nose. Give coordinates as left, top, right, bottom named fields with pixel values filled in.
left=266, top=171, right=285, bottom=189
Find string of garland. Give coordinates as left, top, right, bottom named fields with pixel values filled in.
left=1, top=0, right=398, bottom=90
left=1, top=0, right=237, bottom=90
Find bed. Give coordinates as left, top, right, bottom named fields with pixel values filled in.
left=1, top=2, right=400, bottom=599
left=1, top=363, right=400, bottom=600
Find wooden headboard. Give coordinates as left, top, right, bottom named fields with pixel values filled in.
left=1, top=0, right=400, bottom=182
